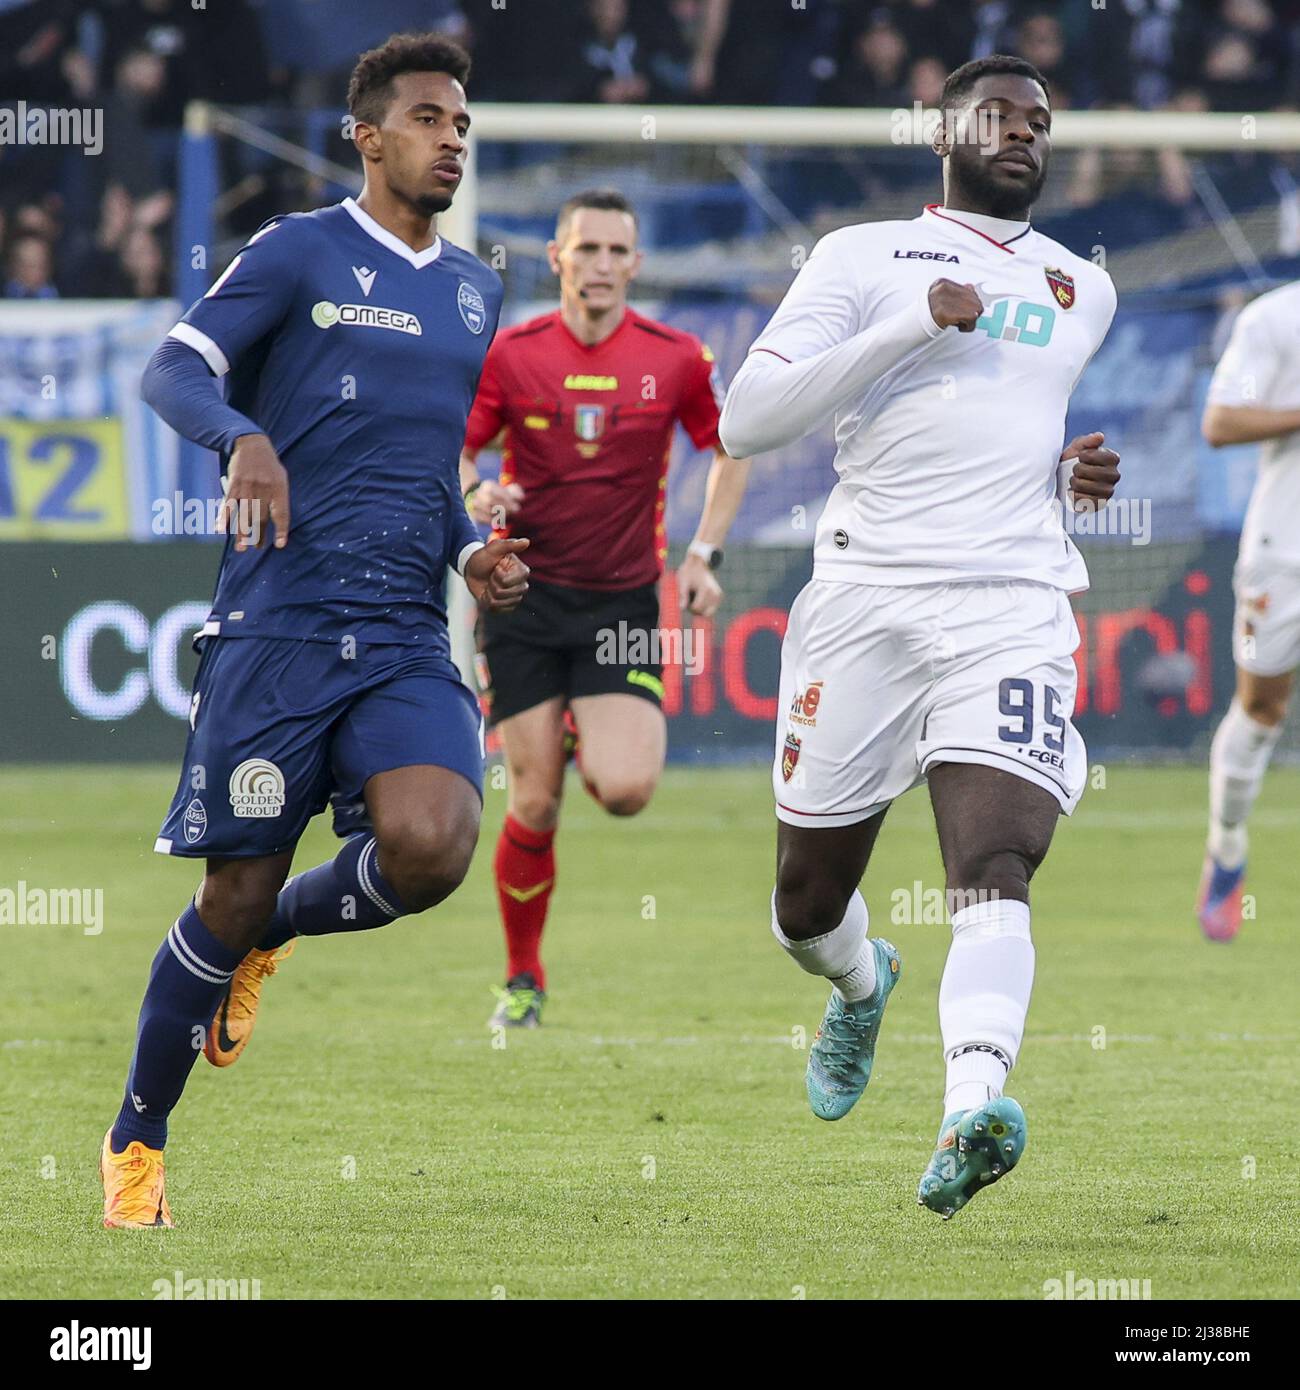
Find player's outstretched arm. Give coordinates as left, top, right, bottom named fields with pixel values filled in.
left=460, top=447, right=524, bottom=527
left=140, top=337, right=264, bottom=455
left=463, top=536, right=530, bottom=612
left=1203, top=403, right=1300, bottom=448
left=719, top=248, right=960, bottom=459
left=678, top=449, right=752, bottom=617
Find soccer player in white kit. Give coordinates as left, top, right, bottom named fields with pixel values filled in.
left=1198, top=282, right=1300, bottom=941
left=720, top=55, right=1121, bottom=1218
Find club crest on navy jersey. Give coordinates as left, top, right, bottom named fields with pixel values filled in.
left=458, top=280, right=487, bottom=333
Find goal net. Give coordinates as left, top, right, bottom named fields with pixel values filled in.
left=187, top=102, right=1300, bottom=764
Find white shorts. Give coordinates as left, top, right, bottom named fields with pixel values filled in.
left=774, top=578, right=1087, bottom=827
left=1233, top=558, right=1300, bottom=677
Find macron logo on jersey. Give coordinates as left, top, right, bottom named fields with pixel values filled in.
left=352, top=265, right=376, bottom=297
left=311, top=300, right=421, bottom=335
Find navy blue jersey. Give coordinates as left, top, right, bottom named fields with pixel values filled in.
left=171, top=197, right=502, bottom=644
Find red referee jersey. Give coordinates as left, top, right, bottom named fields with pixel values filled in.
left=464, top=307, right=724, bottom=590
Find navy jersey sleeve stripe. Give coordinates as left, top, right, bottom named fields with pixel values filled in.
left=176, top=218, right=304, bottom=377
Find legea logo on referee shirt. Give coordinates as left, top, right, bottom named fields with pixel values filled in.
left=229, top=759, right=285, bottom=818
left=310, top=300, right=422, bottom=335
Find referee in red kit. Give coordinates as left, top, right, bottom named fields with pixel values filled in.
left=460, top=187, right=751, bottom=1028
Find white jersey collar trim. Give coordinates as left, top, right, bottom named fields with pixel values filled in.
left=342, top=197, right=442, bottom=268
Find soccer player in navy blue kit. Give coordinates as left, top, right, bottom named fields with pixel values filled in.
left=100, top=33, right=529, bottom=1229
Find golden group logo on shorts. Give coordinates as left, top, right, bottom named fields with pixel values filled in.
left=228, top=759, right=285, bottom=818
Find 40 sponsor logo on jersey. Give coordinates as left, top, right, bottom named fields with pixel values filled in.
left=228, top=759, right=285, bottom=818
left=310, top=299, right=421, bottom=335
left=974, top=296, right=1056, bottom=347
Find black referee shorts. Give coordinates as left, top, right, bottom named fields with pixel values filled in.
left=477, top=578, right=664, bottom=726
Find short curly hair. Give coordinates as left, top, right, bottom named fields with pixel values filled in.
left=347, top=32, right=472, bottom=128
left=940, top=54, right=1049, bottom=112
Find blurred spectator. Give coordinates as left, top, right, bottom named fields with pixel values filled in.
left=0, top=0, right=80, bottom=105
left=827, top=13, right=911, bottom=107
left=575, top=0, right=652, bottom=104
left=12, top=0, right=1300, bottom=301
left=712, top=0, right=839, bottom=106
left=99, top=47, right=173, bottom=194
left=99, top=0, right=272, bottom=122
left=118, top=224, right=168, bottom=298
left=62, top=183, right=173, bottom=297
left=633, top=0, right=731, bottom=101
left=1083, top=0, right=1202, bottom=111
left=889, top=0, right=974, bottom=71
left=4, top=232, right=59, bottom=299
left=968, top=0, right=1020, bottom=61
left=1201, top=0, right=1288, bottom=108
left=1016, top=10, right=1068, bottom=96
left=908, top=55, right=948, bottom=108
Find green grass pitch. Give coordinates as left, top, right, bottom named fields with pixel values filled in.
left=2, top=762, right=1297, bottom=1300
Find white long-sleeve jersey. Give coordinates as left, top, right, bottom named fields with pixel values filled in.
left=1206, top=279, right=1300, bottom=571
left=721, top=204, right=1117, bottom=592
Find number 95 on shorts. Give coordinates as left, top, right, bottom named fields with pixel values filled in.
left=773, top=579, right=1087, bottom=827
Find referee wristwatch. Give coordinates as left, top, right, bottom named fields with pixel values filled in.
left=687, top=540, right=724, bottom=570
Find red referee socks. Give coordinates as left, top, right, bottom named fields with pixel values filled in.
left=494, top=814, right=556, bottom=989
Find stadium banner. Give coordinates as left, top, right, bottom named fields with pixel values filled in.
left=0, top=539, right=1242, bottom=766
left=0, top=300, right=181, bottom=540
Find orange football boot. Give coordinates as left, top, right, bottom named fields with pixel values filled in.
left=204, top=939, right=296, bottom=1067
left=100, top=1129, right=173, bottom=1229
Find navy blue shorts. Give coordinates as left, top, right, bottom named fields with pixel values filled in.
left=156, top=636, right=483, bottom=860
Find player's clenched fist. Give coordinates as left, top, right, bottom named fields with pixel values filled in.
left=466, top=536, right=531, bottom=612
left=928, top=278, right=985, bottom=333
left=221, top=432, right=290, bottom=551
left=1061, top=431, right=1121, bottom=510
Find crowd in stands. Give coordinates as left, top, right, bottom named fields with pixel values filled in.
left=4, top=0, right=1299, bottom=299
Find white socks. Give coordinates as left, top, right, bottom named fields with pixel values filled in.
left=1208, top=699, right=1282, bottom=869
left=939, top=898, right=1034, bottom=1116
left=772, top=890, right=878, bottom=1003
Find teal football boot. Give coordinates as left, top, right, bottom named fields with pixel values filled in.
left=805, top=938, right=902, bottom=1120
left=917, top=1095, right=1027, bottom=1219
